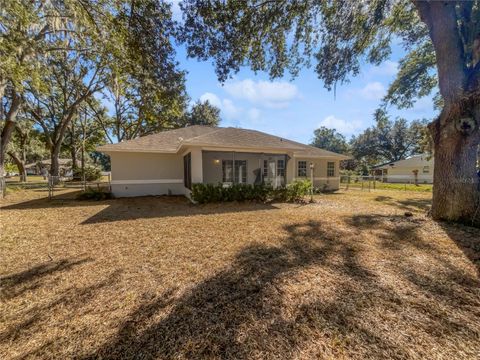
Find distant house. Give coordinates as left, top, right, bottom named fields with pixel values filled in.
left=25, top=159, right=73, bottom=176
left=371, top=154, right=434, bottom=184
left=97, top=125, right=349, bottom=198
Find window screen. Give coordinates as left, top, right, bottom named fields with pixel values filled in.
left=327, top=162, right=335, bottom=177
left=298, top=161, right=307, bottom=177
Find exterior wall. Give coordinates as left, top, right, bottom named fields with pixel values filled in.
left=202, top=151, right=287, bottom=185
left=374, top=155, right=434, bottom=184
left=384, top=166, right=433, bottom=183
left=293, top=157, right=341, bottom=190
left=110, top=152, right=185, bottom=197
left=108, top=149, right=344, bottom=198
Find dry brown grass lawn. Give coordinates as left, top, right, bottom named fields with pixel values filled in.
left=0, top=188, right=479, bottom=359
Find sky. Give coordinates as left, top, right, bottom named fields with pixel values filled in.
left=170, top=1, right=437, bottom=145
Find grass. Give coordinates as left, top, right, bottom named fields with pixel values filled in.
left=0, top=189, right=479, bottom=359
left=4, top=175, right=47, bottom=183
left=341, top=181, right=433, bottom=192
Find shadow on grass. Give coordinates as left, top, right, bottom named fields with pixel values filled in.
left=0, top=269, right=121, bottom=346
left=374, top=195, right=431, bottom=212
left=439, top=222, right=480, bottom=275
left=0, top=190, right=88, bottom=209
left=81, top=197, right=279, bottom=224
left=1, top=193, right=279, bottom=222
left=0, top=257, right=94, bottom=300
left=79, top=217, right=479, bottom=359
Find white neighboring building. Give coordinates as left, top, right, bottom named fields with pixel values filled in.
left=371, top=154, right=434, bottom=184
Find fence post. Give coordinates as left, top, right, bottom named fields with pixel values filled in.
left=48, top=175, right=52, bottom=200
left=0, top=177, right=5, bottom=198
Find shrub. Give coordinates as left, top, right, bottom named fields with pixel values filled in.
left=191, top=183, right=272, bottom=204
left=274, top=179, right=312, bottom=202
left=191, top=180, right=312, bottom=204
left=76, top=187, right=113, bottom=201
left=73, top=166, right=102, bottom=182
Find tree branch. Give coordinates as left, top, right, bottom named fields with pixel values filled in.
left=413, top=0, right=466, bottom=103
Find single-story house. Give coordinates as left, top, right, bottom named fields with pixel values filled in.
left=370, top=154, right=434, bottom=184
left=97, top=125, right=350, bottom=198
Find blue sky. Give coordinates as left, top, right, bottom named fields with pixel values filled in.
left=171, top=2, right=437, bottom=144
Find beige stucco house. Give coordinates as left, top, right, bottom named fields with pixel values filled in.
left=98, top=125, right=349, bottom=198
left=371, top=154, right=434, bottom=184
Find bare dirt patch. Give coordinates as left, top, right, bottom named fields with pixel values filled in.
left=1, top=189, right=479, bottom=359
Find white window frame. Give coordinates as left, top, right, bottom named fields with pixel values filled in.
left=298, top=161, right=307, bottom=177
left=277, top=159, right=285, bottom=177
left=327, top=162, right=335, bottom=177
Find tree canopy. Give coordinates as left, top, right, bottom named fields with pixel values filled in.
left=311, top=127, right=349, bottom=154
left=350, top=110, right=428, bottom=165
left=184, top=100, right=221, bottom=127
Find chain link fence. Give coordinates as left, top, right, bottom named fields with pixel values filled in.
left=340, top=175, right=433, bottom=192
left=1, top=173, right=111, bottom=200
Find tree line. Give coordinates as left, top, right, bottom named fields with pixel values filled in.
left=311, top=109, right=432, bottom=174
left=0, top=0, right=220, bottom=181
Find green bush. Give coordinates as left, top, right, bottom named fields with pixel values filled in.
left=191, top=180, right=312, bottom=204
left=191, top=183, right=272, bottom=204
left=273, top=179, right=312, bottom=202
left=73, top=166, right=102, bottom=182
left=76, top=187, right=113, bottom=201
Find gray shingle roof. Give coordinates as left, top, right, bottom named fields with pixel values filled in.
left=97, top=125, right=349, bottom=159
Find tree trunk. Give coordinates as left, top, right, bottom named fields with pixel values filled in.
left=431, top=108, right=480, bottom=225
left=7, top=151, right=27, bottom=182
left=50, top=144, right=61, bottom=177
left=70, top=145, right=78, bottom=172
left=0, top=93, right=22, bottom=177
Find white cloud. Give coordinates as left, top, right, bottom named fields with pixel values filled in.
left=247, top=108, right=261, bottom=122
left=369, top=60, right=398, bottom=76
left=222, top=99, right=242, bottom=120
left=223, top=79, right=300, bottom=108
left=318, top=115, right=365, bottom=137
left=199, top=92, right=242, bottom=122
left=359, top=82, right=386, bottom=101
left=200, top=92, right=222, bottom=108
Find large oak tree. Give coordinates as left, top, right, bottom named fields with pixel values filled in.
left=179, top=0, right=480, bottom=224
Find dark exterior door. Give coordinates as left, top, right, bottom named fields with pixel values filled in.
left=183, top=153, right=192, bottom=189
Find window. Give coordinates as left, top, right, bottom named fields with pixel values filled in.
left=298, top=161, right=307, bottom=177
left=327, top=162, right=335, bottom=177
left=222, top=160, right=233, bottom=182
left=235, top=160, right=247, bottom=183
left=423, top=166, right=430, bottom=174
left=263, top=160, right=268, bottom=178
left=223, top=160, right=247, bottom=183
left=277, top=159, right=285, bottom=177
left=183, top=153, right=192, bottom=189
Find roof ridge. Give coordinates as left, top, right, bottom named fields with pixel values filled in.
left=180, top=126, right=224, bottom=144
